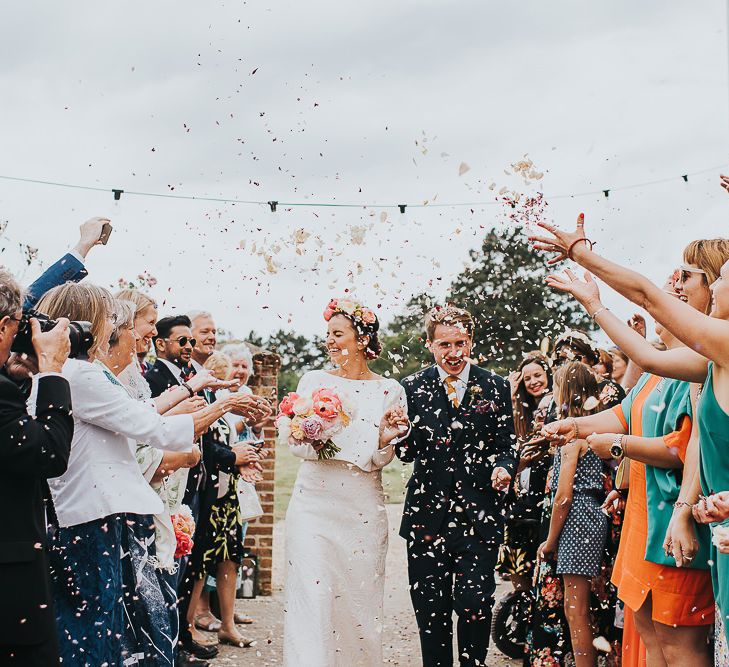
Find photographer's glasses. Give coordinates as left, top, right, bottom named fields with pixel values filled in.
left=167, top=336, right=196, bottom=348
left=9, top=313, right=27, bottom=332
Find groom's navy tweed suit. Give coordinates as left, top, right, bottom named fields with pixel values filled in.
left=397, top=364, right=517, bottom=667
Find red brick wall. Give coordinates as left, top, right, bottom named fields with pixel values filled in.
left=244, top=351, right=280, bottom=595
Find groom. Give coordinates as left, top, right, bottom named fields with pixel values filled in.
left=396, top=305, right=517, bottom=667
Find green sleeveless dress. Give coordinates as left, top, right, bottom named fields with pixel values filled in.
left=698, top=362, right=729, bottom=640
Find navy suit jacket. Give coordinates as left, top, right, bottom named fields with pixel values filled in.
left=24, top=253, right=87, bottom=310
left=396, top=364, right=517, bottom=544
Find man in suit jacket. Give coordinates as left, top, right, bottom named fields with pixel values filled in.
left=396, top=305, right=517, bottom=667
left=145, top=315, right=219, bottom=664
left=0, top=269, right=74, bottom=666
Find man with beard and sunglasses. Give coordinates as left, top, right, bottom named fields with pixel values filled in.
left=146, top=315, right=197, bottom=395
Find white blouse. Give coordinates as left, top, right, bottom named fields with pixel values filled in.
left=288, top=370, right=406, bottom=472
left=46, top=359, right=195, bottom=528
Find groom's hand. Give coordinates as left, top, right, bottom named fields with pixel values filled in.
left=491, top=466, right=511, bottom=492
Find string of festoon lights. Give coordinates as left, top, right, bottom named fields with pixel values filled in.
left=0, top=163, right=727, bottom=213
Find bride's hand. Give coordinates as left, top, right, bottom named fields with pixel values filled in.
left=379, top=406, right=410, bottom=448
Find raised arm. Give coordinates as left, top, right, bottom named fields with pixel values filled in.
left=544, top=269, right=708, bottom=383
left=70, top=363, right=194, bottom=452
left=531, top=214, right=729, bottom=370
left=24, top=218, right=108, bottom=309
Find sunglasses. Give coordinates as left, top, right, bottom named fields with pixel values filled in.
left=677, top=265, right=707, bottom=284
left=166, top=336, right=196, bottom=347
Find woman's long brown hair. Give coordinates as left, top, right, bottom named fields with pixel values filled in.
left=552, top=361, right=601, bottom=420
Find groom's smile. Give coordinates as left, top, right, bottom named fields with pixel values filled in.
left=427, top=323, right=473, bottom=377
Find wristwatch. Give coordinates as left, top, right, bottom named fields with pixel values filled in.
left=610, top=434, right=624, bottom=460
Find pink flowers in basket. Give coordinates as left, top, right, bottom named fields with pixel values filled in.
left=276, top=387, right=356, bottom=460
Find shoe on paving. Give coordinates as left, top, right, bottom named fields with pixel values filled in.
left=182, top=640, right=219, bottom=660
left=177, top=649, right=210, bottom=667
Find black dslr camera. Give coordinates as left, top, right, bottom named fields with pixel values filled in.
left=11, top=309, right=94, bottom=359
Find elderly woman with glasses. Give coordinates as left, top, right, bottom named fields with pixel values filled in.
left=36, top=283, right=251, bottom=667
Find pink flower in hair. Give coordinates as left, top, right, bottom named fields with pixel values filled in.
left=323, top=299, right=339, bottom=321
left=361, top=308, right=376, bottom=325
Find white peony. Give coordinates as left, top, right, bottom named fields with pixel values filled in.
left=292, top=396, right=313, bottom=415
left=276, top=415, right=292, bottom=446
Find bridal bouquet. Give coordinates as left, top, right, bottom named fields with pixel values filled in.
left=276, top=387, right=355, bottom=460
left=172, top=505, right=195, bottom=559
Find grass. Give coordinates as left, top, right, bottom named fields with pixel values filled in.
left=274, top=440, right=412, bottom=521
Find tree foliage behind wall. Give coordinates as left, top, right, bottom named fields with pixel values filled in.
left=447, top=225, right=595, bottom=374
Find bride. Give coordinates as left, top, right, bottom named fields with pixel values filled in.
left=283, top=298, right=410, bottom=666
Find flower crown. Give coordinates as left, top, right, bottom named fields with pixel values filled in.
left=323, top=298, right=377, bottom=328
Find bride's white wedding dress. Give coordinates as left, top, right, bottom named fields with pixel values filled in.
left=283, top=370, right=406, bottom=666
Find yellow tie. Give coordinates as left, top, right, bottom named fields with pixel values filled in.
left=444, top=375, right=460, bottom=408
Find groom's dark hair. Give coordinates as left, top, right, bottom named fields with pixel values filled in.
left=424, top=305, right=474, bottom=341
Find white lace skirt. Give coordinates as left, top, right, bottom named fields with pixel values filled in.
left=283, top=459, right=388, bottom=667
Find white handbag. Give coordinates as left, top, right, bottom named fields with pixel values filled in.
left=236, top=478, right=264, bottom=522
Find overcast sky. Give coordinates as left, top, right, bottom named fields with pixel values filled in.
left=1, top=1, right=728, bottom=347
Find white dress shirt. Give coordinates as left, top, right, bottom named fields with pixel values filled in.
left=435, top=363, right=471, bottom=405
left=46, top=359, right=195, bottom=528
left=159, top=357, right=185, bottom=383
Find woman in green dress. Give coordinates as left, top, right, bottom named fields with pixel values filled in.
left=527, top=210, right=729, bottom=645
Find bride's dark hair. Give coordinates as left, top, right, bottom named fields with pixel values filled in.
left=354, top=316, right=382, bottom=360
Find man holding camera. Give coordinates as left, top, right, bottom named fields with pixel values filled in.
left=0, top=269, right=74, bottom=666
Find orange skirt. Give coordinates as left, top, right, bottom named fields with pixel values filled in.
left=612, top=462, right=714, bottom=626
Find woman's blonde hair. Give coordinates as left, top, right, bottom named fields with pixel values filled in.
left=114, top=288, right=156, bottom=317
left=37, top=283, right=113, bottom=357
left=683, top=239, right=729, bottom=313
left=553, top=361, right=601, bottom=419
left=204, top=351, right=232, bottom=381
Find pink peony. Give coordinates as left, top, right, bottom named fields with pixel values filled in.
left=323, top=299, right=338, bottom=321
left=301, top=415, right=324, bottom=440
left=279, top=392, right=300, bottom=417
left=312, top=388, right=342, bottom=420
left=361, top=308, right=376, bottom=325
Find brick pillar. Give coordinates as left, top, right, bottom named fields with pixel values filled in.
left=244, top=350, right=281, bottom=595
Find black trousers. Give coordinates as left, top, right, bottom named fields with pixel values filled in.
left=0, top=638, right=59, bottom=667
left=177, top=486, right=210, bottom=648
left=406, top=506, right=498, bottom=667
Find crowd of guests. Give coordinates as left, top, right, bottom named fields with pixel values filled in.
left=0, top=218, right=272, bottom=666
left=5, top=182, right=729, bottom=667
left=497, top=180, right=729, bottom=667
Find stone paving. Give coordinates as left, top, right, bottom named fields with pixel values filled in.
left=210, top=505, right=520, bottom=666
